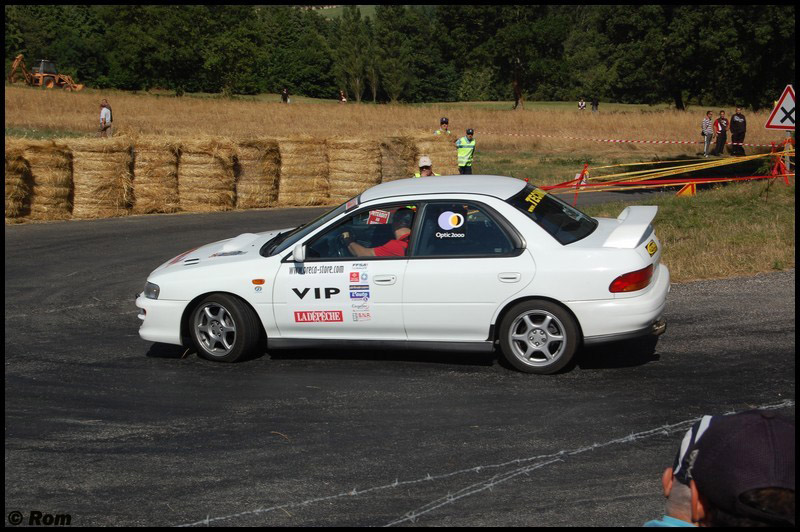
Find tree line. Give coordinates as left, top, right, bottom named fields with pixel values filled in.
left=4, top=5, right=795, bottom=109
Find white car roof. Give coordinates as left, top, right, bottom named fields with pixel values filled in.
left=360, top=175, right=527, bottom=203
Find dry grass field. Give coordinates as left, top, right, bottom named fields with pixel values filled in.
left=5, top=86, right=785, bottom=155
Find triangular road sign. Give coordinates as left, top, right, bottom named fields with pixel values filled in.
left=765, top=85, right=795, bottom=130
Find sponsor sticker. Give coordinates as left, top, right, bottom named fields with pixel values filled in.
left=436, top=210, right=467, bottom=239
left=290, top=265, right=345, bottom=275
left=350, top=291, right=370, bottom=301
left=351, top=263, right=368, bottom=271
left=524, top=189, right=547, bottom=212
left=294, top=310, right=344, bottom=323
left=352, top=311, right=372, bottom=322
left=345, top=198, right=359, bottom=211
left=349, top=284, right=369, bottom=290
left=350, top=272, right=361, bottom=283
left=646, top=240, right=658, bottom=257
left=368, top=210, right=390, bottom=225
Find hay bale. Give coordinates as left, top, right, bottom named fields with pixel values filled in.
left=328, top=139, right=381, bottom=203
left=178, top=138, right=236, bottom=212
left=414, top=134, right=459, bottom=176
left=68, top=137, right=133, bottom=219
left=277, top=137, right=330, bottom=206
left=132, top=136, right=180, bottom=214
left=5, top=138, right=33, bottom=221
left=23, top=140, right=73, bottom=221
left=235, top=139, right=280, bottom=209
left=380, top=136, right=418, bottom=182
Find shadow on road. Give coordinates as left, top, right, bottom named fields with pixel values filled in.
left=577, top=336, right=660, bottom=370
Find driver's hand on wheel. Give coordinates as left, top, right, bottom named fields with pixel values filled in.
left=340, top=231, right=354, bottom=246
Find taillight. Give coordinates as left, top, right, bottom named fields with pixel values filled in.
left=609, top=264, right=654, bottom=293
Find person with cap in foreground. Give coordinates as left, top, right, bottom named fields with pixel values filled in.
left=435, top=117, right=451, bottom=135
left=644, top=409, right=795, bottom=527
left=413, top=155, right=440, bottom=177
left=455, top=128, right=476, bottom=174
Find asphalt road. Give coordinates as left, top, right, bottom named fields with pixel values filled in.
left=4, top=200, right=795, bottom=527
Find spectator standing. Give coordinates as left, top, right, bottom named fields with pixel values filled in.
left=98, top=99, right=113, bottom=138
left=701, top=110, right=714, bottom=157
left=413, top=155, right=440, bottom=177
left=578, top=98, right=586, bottom=111
left=435, top=117, right=451, bottom=136
left=281, top=88, right=289, bottom=104
left=591, top=96, right=599, bottom=113
left=710, top=110, right=729, bottom=156
left=455, top=129, right=476, bottom=174
left=339, top=90, right=347, bottom=104
left=729, top=106, right=747, bottom=156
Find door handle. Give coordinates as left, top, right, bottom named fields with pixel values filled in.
left=374, top=275, right=397, bottom=285
left=498, top=272, right=521, bottom=283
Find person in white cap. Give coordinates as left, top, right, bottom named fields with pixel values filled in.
left=413, top=155, right=440, bottom=177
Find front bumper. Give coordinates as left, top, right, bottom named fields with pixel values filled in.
left=135, top=293, right=188, bottom=346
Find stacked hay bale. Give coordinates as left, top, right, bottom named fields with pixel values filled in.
left=23, top=140, right=73, bottom=221
left=327, top=139, right=382, bottom=203
left=178, top=138, right=236, bottom=212
left=235, top=138, right=281, bottom=209
left=69, top=138, right=133, bottom=219
left=277, top=137, right=330, bottom=206
left=380, top=136, right=418, bottom=182
left=5, top=138, right=33, bottom=223
left=414, top=134, right=459, bottom=176
left=131, top=136, right=180, bottom=214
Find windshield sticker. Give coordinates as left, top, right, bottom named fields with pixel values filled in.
left=345, top=198, right=359, bottom=211
left=289, top=265, right=345, bottom=275
left=368, top=210, right=390, bottom=225
left=646, top=240, right=658, bottom=257
left=524, top=189, right=547, bottom=213
left=294, top=310, right=343, bottom=323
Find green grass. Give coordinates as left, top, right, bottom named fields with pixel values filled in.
left=580, top=180, right=795, bottom=282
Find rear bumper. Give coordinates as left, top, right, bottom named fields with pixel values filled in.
left=583, top=317, right=666, bottom=346
left=569, top=263, right=670, bottom=343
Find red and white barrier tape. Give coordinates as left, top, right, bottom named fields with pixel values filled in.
left=480, top=131, right=780, bottom=148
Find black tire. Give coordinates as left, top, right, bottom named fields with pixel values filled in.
left=498, top=299, right=579, bottom=374
left=43, top=76, right=55, bottom=89
left=189, top=293, right=261, bottom=363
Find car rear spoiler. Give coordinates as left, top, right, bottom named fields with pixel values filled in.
left=602, top=206, right=658, bottom=249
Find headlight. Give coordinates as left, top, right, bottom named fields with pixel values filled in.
left=144, top=282, right=160, bottom=300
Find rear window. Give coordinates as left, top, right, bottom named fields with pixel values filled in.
left=507, top=184, right=597, bottom=245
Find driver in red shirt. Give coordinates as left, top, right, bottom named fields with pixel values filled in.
left=342, top=208, right=414, bottom=257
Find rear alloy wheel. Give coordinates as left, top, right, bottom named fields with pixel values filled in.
left=190, top=294, right=261, bottom=362
left=499, top=300, right=579, bottom=374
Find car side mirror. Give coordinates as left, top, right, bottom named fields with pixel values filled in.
left=292, top=243, right=306, bottom=263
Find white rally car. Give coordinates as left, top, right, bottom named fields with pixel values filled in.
left=136, top=175, right=669, bottom=374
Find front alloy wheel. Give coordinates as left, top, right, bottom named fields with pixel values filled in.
left=499, top=300, right=579, bottom=374
left=190, top=294, right=260, bottom=362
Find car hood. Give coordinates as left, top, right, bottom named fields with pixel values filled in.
left=152, top=228, right=294, bottom=273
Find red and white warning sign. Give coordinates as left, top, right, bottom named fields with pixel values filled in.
left=765, top=85, right=795, bottom=130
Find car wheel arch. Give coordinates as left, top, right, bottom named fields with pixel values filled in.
left=180, top=291, right=267, bottom=346
left=492, top=295, right=584, bottom=344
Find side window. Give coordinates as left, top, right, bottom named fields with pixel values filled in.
left=305, top=204, right=417, bottom=260
left=414, top=202, right=515, bottom=257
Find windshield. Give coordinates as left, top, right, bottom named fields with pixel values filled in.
left=507, top=184, right=597, bottom=245
left=261, top=200, right=350, bottom=257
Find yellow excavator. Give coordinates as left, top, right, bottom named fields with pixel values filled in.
left=8, top=54, right=84, bottom=91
